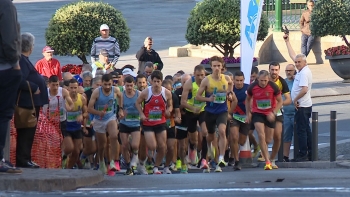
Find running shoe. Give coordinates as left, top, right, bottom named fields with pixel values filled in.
left=228, top=158, right=235, bottom=166
left=115, top=160, right=121, bottom=171
left=163, top=167, right=172, bottom=174
left=218, top=159, right=227, bottom=168
left=136, top=163, right=148, bottom=175
left=130, top=155, right=138, bottom=168
left=257, top=154, right=265, bottom=162
left=109, top=160, right=117, bottom=171
left=180, top=164, right=188, bottom=174
left=99, top=162, right=107, bottom=174
left=175, top=159, right=181, bottom=170
left=107, top=166, right=116, bottom=176
left=169, top=162, right=177, bottom=171
left=214, top=165, right=222, bottom=172
left=146, top=161, right=154, bottom=174
left=124, top=167, right=134, bottom=176
left=209, top=160, right=217, bottom=169
left=153, top=167, right=162, bottom=175
left=233, top=161, right=241, bottom=171
left=208, top=143, right=215, bottom=160
left=264, top=162, right=272, bottom=170
left=200, top=159, right=209, bottom=169
left=252, top=145, right=261, bottom=158
left=271, top=160, right=278, bottom=169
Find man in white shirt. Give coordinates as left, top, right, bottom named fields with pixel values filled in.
left=284, top=32, right=313, bottom=162
left=291, top=54, right=313, bottom=162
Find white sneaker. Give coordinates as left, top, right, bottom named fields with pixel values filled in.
left=130, top=154, right=139, bottom=168
left=169, top=162, right=177, bottom=171
left=215, top=165, right=222, bottom=172
left=83, top=161, right=91, bottom=169
left=136, top=164, right=148, bottom=175
left=163, top=167, right=172, bottom=174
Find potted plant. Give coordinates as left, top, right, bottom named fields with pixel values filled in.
left=186, top=0, right=269, bottom=73
left=311, top=0, right=350, bottom=82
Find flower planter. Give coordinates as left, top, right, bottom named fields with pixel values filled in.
left=201, top=61, right=258, bottom=74
left=325, top=55, right=350, bottom=83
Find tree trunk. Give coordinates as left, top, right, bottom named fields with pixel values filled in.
left=77, top=54, right=88, bottom=64
left=342, top=35, right=350, bottom=48
left=228, top=47, right=234, bottom=58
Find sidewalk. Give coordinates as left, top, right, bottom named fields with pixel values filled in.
left=0, top=169, right=103, bottom=192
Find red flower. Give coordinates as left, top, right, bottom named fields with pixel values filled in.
left=325, top=45, right=350, bottom=56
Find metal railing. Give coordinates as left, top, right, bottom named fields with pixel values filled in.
left=263, top=0, right=307, bottom=31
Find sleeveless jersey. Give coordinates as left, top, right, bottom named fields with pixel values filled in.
left=205, top=74, right=228, bottom=114
left=120, top=90, right=140, bottom=127
left=143, top=86, right=167, bottom=126
left=66, top=94, right=83, bottom=131
left=94, top=87, right=116, bottom=121
left=186, top=76, right=205, bottom=112
left=43, top=87, right=66, bottom=122
left=232, top=84, right=249, bottom=123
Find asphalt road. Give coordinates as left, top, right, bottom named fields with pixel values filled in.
left=2, top=168, right=350, bottom=196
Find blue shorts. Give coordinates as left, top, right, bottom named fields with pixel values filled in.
left=283, top=114, right=294, bottom=142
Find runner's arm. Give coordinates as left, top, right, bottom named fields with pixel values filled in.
left=62, top=88, right=74, bottom=111
left=81, top=96, right=88, bottom=118
left=180, top=78, right=195, bottom=111
left=135, top=89, right=146, bottom=116
left=195, top=77, right=210, bottom=102
left=274, top=94, right=283, bottom=115
left=165, top=89, right=173, bottom=113
left=87, top=88, right=101, bottom=116
left=114, top=86, right=123, bottom=108
left=229, top=92, right=238, bottom=114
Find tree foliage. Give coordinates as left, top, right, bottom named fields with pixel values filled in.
left=45, top=1, right=130, bottom=64
left=310, top=0, right=350, bottom=47
left=185, top=0, right=269, bottom=58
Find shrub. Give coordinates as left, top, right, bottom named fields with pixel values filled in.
left=186, top=0, right=269, bottom=58
left=45, top=1, right=130, bottom=64
left=310, top=0, right=350, bottom=55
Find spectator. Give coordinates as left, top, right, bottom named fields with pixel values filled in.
left=283, top=64, right=297, bottom=162
left=35, top=46, right=62, bottom=80
left=16, top=32, right=48, bottom=168
left=144, top=62, right=154, bottom=78
left=0, top=0, right=22, bottom=174
left=300, top=0, right=315, bottom=56
left=284, top=32, right=313, bottom=161
left=136, top=36, right=164, bottom=73
left=91, top=49, right=110, bottom=77
left=90, top=24, right=120, bottom=67
left=82, top=71, right=93, bottom=91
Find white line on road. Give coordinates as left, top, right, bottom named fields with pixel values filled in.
left=76, top=187, right=350, bottom=193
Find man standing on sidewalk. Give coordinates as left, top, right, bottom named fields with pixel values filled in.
left=0, top=0, right=23, bottom=174
left=292, top=54, right=313, bottom=162
left=300, top=0, right=315, bottom=56
left=136, top=37, right=164, bottom=73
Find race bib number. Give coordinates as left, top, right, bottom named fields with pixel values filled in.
left=233, top=114, right=246, bottom=123
left=67, top=111, right=81, bottom=122
left=149, top=110, right=162, bottom=121
left=49, top=108, right=64, bottom=118
left=214, top=92, right=226, bottom=104
left=125, top=113, right=140, bottom=122
left=256, top=99, right=271, bottom=109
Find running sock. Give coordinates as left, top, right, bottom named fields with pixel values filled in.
left=133, top=150, right=139, bottom=155
left=201, top=137, right=208, bottom=160
left=219, top=155, right=224, bottom=162
left=126, top=162, right=130, bottom=168
left=80, top=153, right=87, bottom=160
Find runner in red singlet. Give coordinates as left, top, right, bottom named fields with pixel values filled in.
left=135, top=70, right=173, bottom=174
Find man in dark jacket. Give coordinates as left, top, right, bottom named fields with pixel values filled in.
left=136, top=37, right=164, bottom=73
left=0, top=0, right=23, bottom=174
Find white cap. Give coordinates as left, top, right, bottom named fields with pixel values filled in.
left=100, top=24, right=109, bottom=31
left=122, top=68, right=136, bottom=77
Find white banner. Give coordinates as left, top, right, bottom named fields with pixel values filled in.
left=240, top=0, right=264, bottom=84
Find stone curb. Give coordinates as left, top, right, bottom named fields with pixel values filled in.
left=255, top=161, right=342, bottom=169
left=0, top=169, right=104, bottom=192
left=311, top=87, right=350, bottom=98
left=336, top=161, right=350, bottom=169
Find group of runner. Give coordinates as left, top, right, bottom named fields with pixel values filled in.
left=44, top=55, right=292, bottom=175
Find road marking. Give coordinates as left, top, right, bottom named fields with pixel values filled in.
left=76, top=187, right=350, bottom=193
